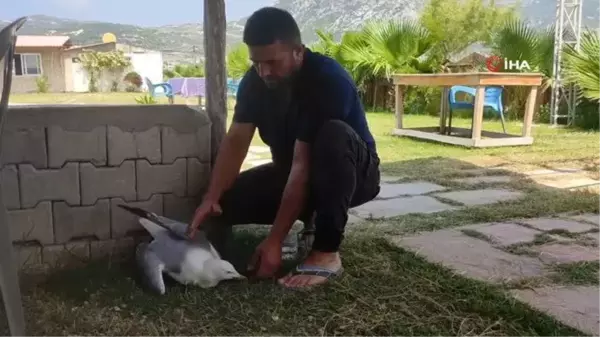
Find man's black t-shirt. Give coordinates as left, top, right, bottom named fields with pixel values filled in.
left=232, top=48, right=376, bottom=166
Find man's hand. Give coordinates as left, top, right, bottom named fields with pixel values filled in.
left=186, top=122, right=255, bottom=239
left=247, top=236, right=282, bottom=278
left=187, top=199, right=222, bottom=239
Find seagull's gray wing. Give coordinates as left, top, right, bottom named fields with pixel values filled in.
left=155, top=215, right=190, bottom=238
left=155, top=215, right=216, bottom=253
left=136, top=242, right=166, bottom=295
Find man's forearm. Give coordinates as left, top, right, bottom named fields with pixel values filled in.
left=269, top=163, right=310, bottom=242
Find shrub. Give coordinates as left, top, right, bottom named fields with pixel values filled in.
left=35, top=75, right=49, bottom=93
left=124, top=71, right=143, bottom=89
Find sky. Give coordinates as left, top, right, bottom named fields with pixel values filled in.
left=4, top=0, right=276, bottom=26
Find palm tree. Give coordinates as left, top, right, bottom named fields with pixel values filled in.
left=490, top=18, right=555, bottom=119
left=338, top=19, right=438, bottom=109
left=563, top=30, right=600, bottom=102
left=226, top=43, right=251, bottom=79
left=309, top=29, right=372, bottom=95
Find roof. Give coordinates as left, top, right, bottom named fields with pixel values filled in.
left=65, top=42, right=115, bottom=52
left=447, top=42, right=492, bottom=63
left=16, top=35, right=72, bottom=48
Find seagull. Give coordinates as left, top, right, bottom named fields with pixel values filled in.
left=118, top=205, right=246, bottom=295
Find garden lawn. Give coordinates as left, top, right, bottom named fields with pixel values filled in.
left=2, top=233, right=586, bottom=336
left=2, top=93, right=598, bottom=335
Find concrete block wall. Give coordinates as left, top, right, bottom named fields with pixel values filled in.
left=0, top=104, right=212, bottom=273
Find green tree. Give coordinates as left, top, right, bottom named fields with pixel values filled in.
left=79, top=50, right=131, bottom=92
left=563, top=30, right=600, bottom=102
left=226, top=43, right=251, bottom=79
left=562, top=29, right=600, bottom=130
left=339, top=20, right=438, bottom=109
left=490, top=18, right=555, bottom=119
left=420, top=0, right=518, bottom=60
left=163, top=63, right=205, bottom=79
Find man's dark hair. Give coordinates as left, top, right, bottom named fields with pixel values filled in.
left=243, top=7, right=302, bottom=46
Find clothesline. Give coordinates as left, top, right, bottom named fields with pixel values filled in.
left=167, top=77, right=239, bottom=98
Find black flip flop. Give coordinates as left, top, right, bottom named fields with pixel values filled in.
left=280, top=265, right=344, bottom=290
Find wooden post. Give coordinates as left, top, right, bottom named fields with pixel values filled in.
left=471, top=86, right=486, bottom=140
left=394, top=85, right=404, bottom=129
left=522, top=86, right=538, bottom=137
left=439, top=86, right=449, bottom=134
left=203, top=0, right=227, bottom=167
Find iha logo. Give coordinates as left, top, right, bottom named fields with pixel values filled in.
left=485, top=55, right=531, bottom=72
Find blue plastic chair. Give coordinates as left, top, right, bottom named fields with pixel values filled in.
left=226, top=78, right=239, bottom=98
left=144, top=77, right=174, bottom=103
left=447, top=85, right=506, bottom=134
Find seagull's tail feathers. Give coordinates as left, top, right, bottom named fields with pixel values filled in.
left=138, top=218, right=167, bottom=238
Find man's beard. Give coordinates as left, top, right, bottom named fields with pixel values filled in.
left=264, top=66, right=300, bottom=89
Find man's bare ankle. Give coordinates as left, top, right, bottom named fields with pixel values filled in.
left=307, top=250, right=341, bottom=263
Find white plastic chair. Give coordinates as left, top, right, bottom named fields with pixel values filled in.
left=0, top=16, right=29, bottom=336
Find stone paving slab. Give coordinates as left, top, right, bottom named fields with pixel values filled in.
left=391, top=229, right=548, bottom=283
left=523, top=168, right=566, bottom=176
left=462, top=222, right=542, bottom=246
left=452, top=175, right=513, bottom=185
left=583, top=232, right=599, bottom=244
left=569, top=213, right=600, bottom=226
left=433, top=188, right=524, bottom=206
left=376, top=181, right=447, bottom=199
left=532, top=243, right=599, bottom=264
left=351, top=196, right=457, bottom=219
left=528, top=173, right=600, bottom=189
left=521, top=218, right=597, bottom=233
left=510, top=286, right=600, bottom=336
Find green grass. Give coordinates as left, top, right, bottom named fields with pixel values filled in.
left=10, top=92, right=194, bottom=105
left=3, top=92, right=599, bottom=335
left=551, top=261, right=600, bottom=286
left=2, top=233, right=584, bottom=336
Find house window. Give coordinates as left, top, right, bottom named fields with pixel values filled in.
left=13, top=53, right=42, bottom=76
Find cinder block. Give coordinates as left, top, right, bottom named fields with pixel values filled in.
left=13, top=244, right=43, bottom=269
left=19, top=163, right=80, bottom=208
left=136, top=158, right=186, bottom=200
left=42, top=240, right=90, bottom=268
left=53, top=199, right=110, bottom=243
left=0, top=127, right=47, bottom=168
left=164, top=193, right=199, bottom=223
left=1, top=165, right=20, bottom=209
left=161, top=126, right=211, bottom=164
left=110, top=194, right=163, bottom=238
left=107, top=126, right=161, bottom=166
left=187, top=158, right=210, bottom=197
left=8, top=201, right=53, bottom=245
left=80, top=161, right=136, bottom=205
left=47, top=125, right=107, bottom=168
left=90, top=237, right=135, bottom=259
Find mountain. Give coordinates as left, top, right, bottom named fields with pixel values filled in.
left=2, top=0, right=599, bottom=64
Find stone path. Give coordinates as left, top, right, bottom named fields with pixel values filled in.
left=391, top=214, right=600, bottom=335
left=242, top=148, right=600, bottom=333
left=348, top=179, right=525, bottom=221
left=461, top=158, right=600, bottom=193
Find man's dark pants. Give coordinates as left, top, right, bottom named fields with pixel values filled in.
left=205, top=120, right=381, bottom=257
